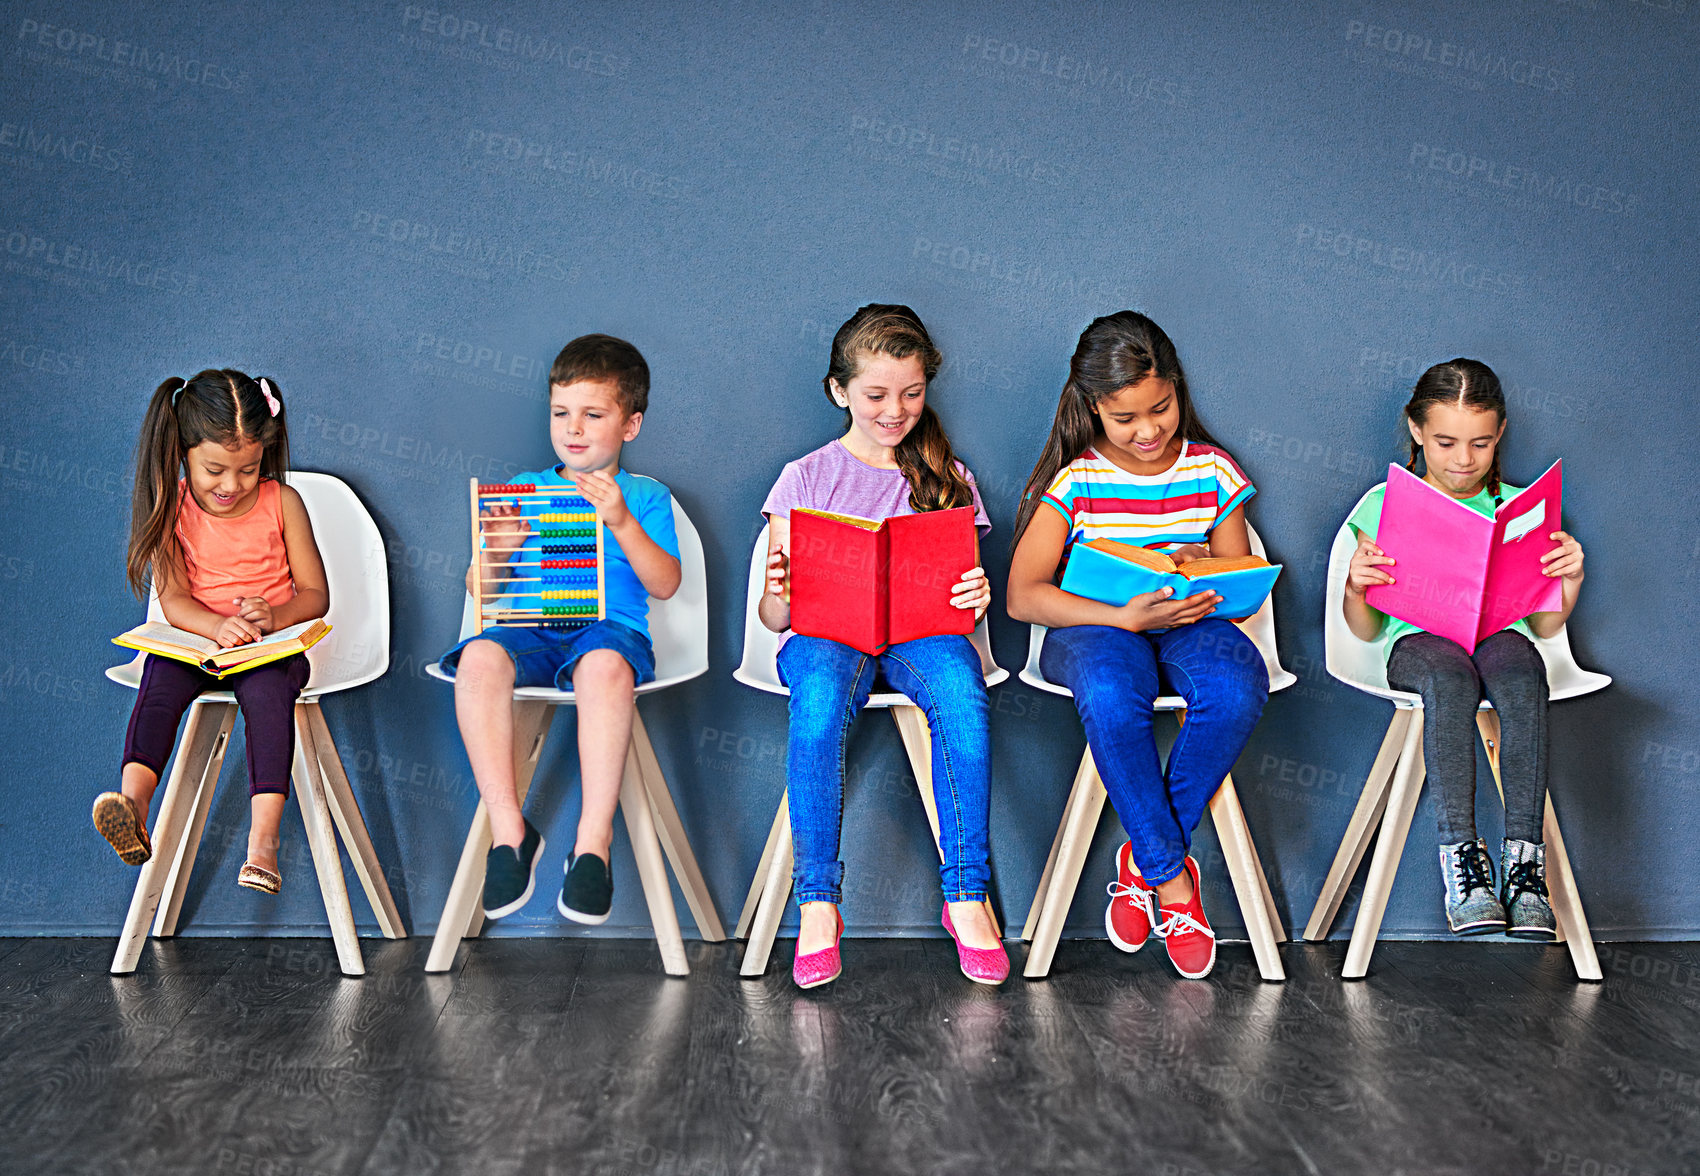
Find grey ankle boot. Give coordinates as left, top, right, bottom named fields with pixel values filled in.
left=1500, top=839, right=1557, bottom=941
left=1439, top=839, right=1507, bottom=935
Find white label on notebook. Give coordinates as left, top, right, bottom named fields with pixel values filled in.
left=1503, top=499, right=1545, bottom=543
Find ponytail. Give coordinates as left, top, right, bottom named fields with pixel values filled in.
left=1010, top=379, right=1099, bottom=549
left=127, top=378, right=189, bottom=597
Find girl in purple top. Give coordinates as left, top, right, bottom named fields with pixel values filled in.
left=759, top=304, right=1008, bottom=988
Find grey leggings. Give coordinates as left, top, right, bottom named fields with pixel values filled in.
left=1385, top=630, right=1549, bottom=844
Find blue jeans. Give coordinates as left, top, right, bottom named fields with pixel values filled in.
left=776, top=633, right=992, bottom=905
left=1040, top=620, right=1268, bottom=885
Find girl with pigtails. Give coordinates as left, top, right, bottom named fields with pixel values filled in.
left=93, top=370, right=327, bottom=895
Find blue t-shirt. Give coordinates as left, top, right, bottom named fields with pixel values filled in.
left=506, top=465, right=678, bottom=642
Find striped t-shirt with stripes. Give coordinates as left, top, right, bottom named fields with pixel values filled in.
left=1040, top=442, right=1256, bottom=563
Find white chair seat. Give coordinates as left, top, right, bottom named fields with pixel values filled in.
left=1305, top=485, right=1607, bottom=980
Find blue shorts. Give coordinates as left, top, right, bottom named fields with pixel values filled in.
left=437, top=619, right=656, bottom=689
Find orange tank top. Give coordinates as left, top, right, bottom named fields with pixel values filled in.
left=175, top=478, right=296, bottom=616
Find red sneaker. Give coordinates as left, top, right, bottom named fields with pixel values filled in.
left=1104, top=840, right=1157, bottom=953
left=1154, top=856, right=1216, bottom=979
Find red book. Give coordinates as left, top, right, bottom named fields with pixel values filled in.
left=788, top=506, right=977, bottom=655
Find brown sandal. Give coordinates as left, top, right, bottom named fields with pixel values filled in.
left=237, top=863, right=281, bottom=895
left=92, top=792, right=152, bottom=865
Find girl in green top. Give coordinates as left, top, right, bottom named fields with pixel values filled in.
left=1343, top=359, right=1585, bottom=939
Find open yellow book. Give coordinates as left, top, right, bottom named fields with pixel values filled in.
left=113, top=618, right=330, bottom=679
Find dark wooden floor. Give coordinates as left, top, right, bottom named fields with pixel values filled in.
left=3, top=936, right=1697, bottom=1176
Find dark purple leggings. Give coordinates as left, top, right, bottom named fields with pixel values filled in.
left=122, top=654, right=310, bottom=797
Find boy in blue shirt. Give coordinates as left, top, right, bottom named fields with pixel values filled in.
left=439, top=334, right=681, bottom=923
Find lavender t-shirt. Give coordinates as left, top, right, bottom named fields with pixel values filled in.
left=761, top=439, right=991, bottom=644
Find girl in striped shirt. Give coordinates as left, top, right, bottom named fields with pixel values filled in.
left=1007, top=312, right=1269, bottom=979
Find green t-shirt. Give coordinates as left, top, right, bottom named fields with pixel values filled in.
left=1346, top=479, right=1536, bottom=650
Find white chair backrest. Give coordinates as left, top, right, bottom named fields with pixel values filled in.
left=732, top=521, right=1006, bottom=701
left=1324, top=485, right=1610, bottom=703
left=1019, top=521, right=1297, bottom=697
left=451, top=497, right=708, bottom=692
left=136, top=471, right=389, bottom=695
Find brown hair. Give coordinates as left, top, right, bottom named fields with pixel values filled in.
left=1011, top=311, right=1218, bottom=548
left=1404, top=357, right=1507, bottom=499
left=824, top=304, right=974, bottom=513
left=550, top=334, right=650, bottom=417
left=127, top=369, right=290, bottom=598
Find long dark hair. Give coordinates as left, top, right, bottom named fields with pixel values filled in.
left=824, top=303, right=974, bottom=512
left=127, top=369, right=290, bottom=597
left=1404, top=358, right=1506, bottom=498
left=1011, top=311, right=1218, bottom=548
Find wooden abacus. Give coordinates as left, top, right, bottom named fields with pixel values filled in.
left=469, top=478, right=605, bottom=632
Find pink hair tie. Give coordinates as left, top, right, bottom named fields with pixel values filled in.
left=258, top=377, right=281, bottom=417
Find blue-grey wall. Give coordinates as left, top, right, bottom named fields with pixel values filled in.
left=2, top=0, right=1695, bottom=943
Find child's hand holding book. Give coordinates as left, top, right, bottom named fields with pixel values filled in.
left=1115, top=585, right=1221, bottom=632
left=1345, top=536, right=1396, bottom=599
left=213, top=613, right=264, bottom=649
left=765, top=545, right=789, bottom=601
left=950, top=567, right=990, bottom=617
left=1541, top=531, right=1584, bottom=581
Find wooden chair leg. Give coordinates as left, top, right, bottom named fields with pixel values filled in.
left=1208, top=775, right=1285, bottom=981
left=1024, top=750, right=1108, bottom=979
left=111, top=704, right=234, bottom=974
left=1475, top=711, right=1600, bottom=981
left=1303, top=708, right=1413, bottom=941
left=303, top=703, right=405, bottom=939
left=292, top=707, right=364, bottom=977
left=152, top=703, right=235, bottom=937
left=426, top=701, right=553, bottom=971
left=736, top=798, right=789, bottom=939
left=426, top=800, right=493, bottom=974
left=630, top=712, right=726, bottom=942
left=1542, top=796, right=1602, bottom=980
left=620, top=738, right=689, bottom=976
left=1343, top=711, right=1427, bottom=979
left=1248, top=829, right=1286, bottom=945
left=1022, top=780, right=1072, bottom=943
left=740, top=796, right=795, bottom=978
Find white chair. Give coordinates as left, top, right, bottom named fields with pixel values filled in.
left=1302, top=488, right=1608, bottom=980
left=732, top=522, right=1009, bottom=978
left=105, top=472, right=404, bottom=977
left=1018, top=524, right=1294, bottom=982
left=423, top=499, right=725, bottom=977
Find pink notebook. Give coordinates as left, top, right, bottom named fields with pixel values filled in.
left=1364, top=460, right=1564, bottom=653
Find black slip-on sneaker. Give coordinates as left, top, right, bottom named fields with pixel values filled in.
left=482, top=819, right=544, bottom=919
left=557, top=852, right=612, bottom=925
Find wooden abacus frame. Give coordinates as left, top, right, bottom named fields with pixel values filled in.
left=470, top=478, right=605, bottom=632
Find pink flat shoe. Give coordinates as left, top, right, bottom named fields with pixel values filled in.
left=793, top=909, right=844, bottom=990
left=942, top=903, right=1010, bottom=986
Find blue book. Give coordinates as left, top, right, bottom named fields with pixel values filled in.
left=1058, top=539, right=1282, bottom=620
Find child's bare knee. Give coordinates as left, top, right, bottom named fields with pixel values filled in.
left=454, top=640, right=515, bottom=692
left=572, top=650, right=635, bottom=696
